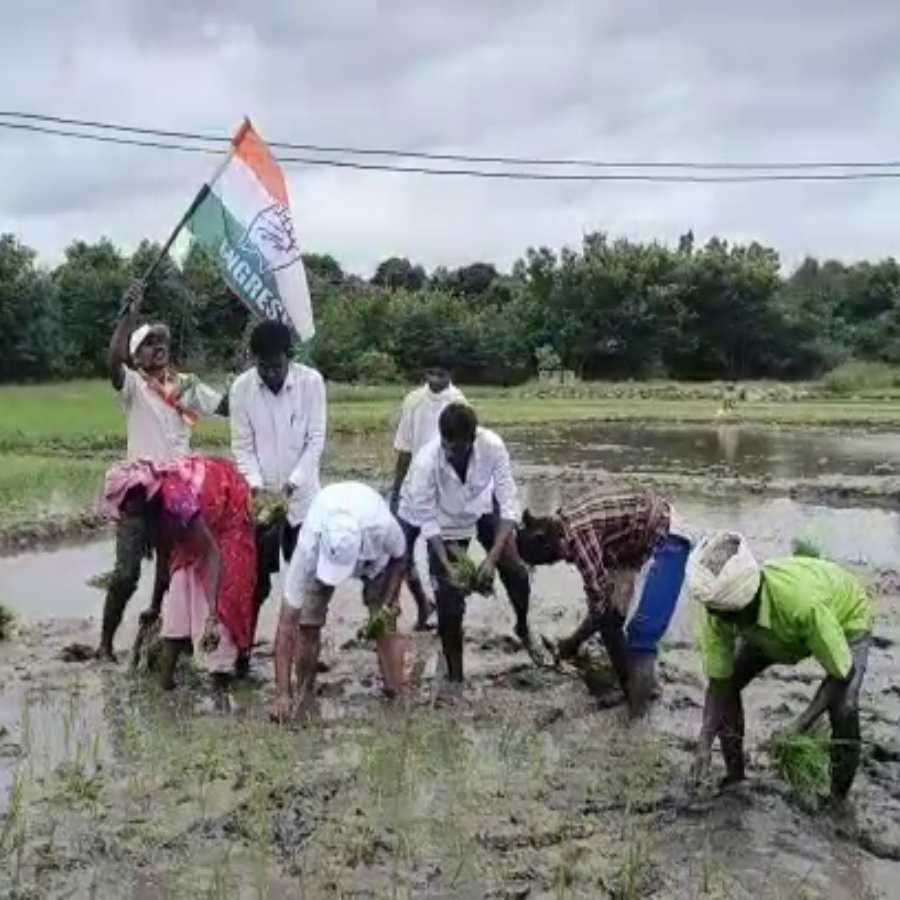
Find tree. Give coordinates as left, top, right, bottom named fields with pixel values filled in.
left=54, top=238, right=129, bottom=375
left=371, top=257, right=427, bottom=291
left=0, top=234, right=62, bottom=381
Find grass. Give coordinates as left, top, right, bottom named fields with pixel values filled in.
left=772, top=731, right=831, bottom=798
left=821, top=361, right=900, bottom=397
left=0, top=453, right=109, bottom=529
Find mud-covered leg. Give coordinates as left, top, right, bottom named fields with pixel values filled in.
left=828, top=638, right=868, bottom=800
left=98, top=492, right=148, bottom=661
left=429, top=539, right=468, bottom=684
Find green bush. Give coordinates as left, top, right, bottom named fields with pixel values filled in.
left=822, top=361, right=900, bottom=395
left=355, top=350, right=400, bottom=384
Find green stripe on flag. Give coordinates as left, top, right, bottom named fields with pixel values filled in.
left=186, top=190, right=285, bottom=321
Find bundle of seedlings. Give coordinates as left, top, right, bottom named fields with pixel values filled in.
left=359, top=604, right=401, bottom=641
left=86, top=570, right=114, bottom=590
left=446, top=549, right=494, bottom=597
left=252, top=491, right=289, bottom=527
left=772, top=729, right=830, bottom=797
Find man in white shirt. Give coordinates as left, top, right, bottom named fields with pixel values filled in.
left=390, top=357, right=466, bottom=630
left=229, top=320, right=327, bottom=661
left=398, top=402, right=536, bottom=691
left=98, top=280, right=225, bottom=661
left=270, top=482, right=407, bottom=722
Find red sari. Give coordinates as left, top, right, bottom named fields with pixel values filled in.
left=161, top=457, right=257, bottom=652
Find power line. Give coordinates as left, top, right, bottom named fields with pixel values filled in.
left=1, top=109, right=900, bottom=172
left=2, top=117, right=900, bottom=183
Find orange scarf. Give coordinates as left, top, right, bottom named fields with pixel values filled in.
left=139, top=369, right=199, bottom=426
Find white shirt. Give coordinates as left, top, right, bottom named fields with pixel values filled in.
left=393, top=383, right=467, bottom=456
left=119, top=368, right=222, bottom=462
left=229, top=362, right=326, bottom=526
left=284, top=482, right=406, bottom=608
left=398, top=427, right=521, bottom=540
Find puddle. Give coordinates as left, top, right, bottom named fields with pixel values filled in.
left=507, top=421, right=900, bottom=481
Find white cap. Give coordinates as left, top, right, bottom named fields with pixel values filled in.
left=687, top=531, right=761, bottom=612
left=316, top=511, right=361, bottom=586
left=129, top=324, right=152, bottom=359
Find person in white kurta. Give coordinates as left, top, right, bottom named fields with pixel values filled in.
left=398, top=402, right=539, bottom=690
left=390, top=361, right=466, bottom=629
left=229, top=320, right=326, bottom=663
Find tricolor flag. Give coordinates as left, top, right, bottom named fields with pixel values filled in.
left=172, top=118, right=314, bottom=339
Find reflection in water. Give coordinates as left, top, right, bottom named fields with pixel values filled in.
left=716, top=424, right=739, bottom=465
left=508, top=421, right=900, bottom=480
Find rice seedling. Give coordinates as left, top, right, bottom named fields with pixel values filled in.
left=252, top=492, right=289, bottom=527
left=791, top=536, right=823, bottom=558
left=86, top=570, right=114, bottom=590
left=446, top=549, right=493, bottom=596
left=772, top=731, right=830, bottom=797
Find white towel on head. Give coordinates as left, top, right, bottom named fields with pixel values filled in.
left=687, top=531, right=760, bottom=612
left=129, top=324, right=152, bottom=358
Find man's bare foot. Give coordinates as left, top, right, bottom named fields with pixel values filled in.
left=95, top=645, right=117, bottom=663
left=516, top=626, right=551, bottom=667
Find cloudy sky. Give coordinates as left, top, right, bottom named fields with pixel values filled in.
left=3, top=1, right=899, bottom=275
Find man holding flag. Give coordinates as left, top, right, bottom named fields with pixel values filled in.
left=98, top=281, right=226, bottom=661
left=98, top=117, right=316, bottom=663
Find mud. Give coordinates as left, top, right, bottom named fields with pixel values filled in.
left=3, top=423, right=900, bottom=897
left=1, top=537, right=899, bottom=898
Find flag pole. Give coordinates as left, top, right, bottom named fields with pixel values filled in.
left=119, top=146, right=236, bottom=317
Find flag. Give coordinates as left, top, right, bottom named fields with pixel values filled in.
left=172, top=118, right=314, bottom=339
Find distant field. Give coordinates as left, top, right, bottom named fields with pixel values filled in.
left=3, top=376, right=900, bottom=531
left=5, top=377, right=900, bottom=455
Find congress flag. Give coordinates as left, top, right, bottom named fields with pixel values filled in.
left=172, top=118, right=314, bottom=339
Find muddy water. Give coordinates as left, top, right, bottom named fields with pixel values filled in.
left=3, top=422, right=900, bottom=897
left=508, top=421, right=900, bottom=480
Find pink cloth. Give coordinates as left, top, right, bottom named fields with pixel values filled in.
left=102, top=457, right=207, bottom=519
left=161, top=568, right=238, bottom=673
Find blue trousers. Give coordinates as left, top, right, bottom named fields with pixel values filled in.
left=626, top=534, right=690, bottom=654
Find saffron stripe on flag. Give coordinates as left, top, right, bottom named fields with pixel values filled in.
left=232, top=123, right=289, bottom=205
left=211, top=154, right=280, bottom=233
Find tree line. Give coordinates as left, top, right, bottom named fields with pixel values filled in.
left=2, top=229, right=899, bottom=384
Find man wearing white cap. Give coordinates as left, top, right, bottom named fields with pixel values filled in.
left=270, top=481, right=408, bottom=723
left=98, top=280, right=225, bottom=660
left=688, top=532, right=872, bottom=806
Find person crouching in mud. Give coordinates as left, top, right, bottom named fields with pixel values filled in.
left=397, top=402, right=542, bottom=700
left=269, top=482, right=408, bottom=724
left=687, top=533, right=872, bottom=811
left=102, top=457, right=256, bottom=694
left=516, top=488, right=692, bottom=717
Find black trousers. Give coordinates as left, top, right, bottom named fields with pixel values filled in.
left=402, top=514, right=531, bottom=633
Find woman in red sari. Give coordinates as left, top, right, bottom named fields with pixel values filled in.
left=103, top=456, right=256, bottom=690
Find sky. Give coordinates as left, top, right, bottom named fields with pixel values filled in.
left=2, top=1, right=899, bottom=276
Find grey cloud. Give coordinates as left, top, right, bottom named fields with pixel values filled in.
left=3, top=1, right=900, bottom=274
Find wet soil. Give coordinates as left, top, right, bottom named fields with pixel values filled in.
left=2, top=538, right=899, bottom=898
left=3, top=423, right=900, bottom=897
